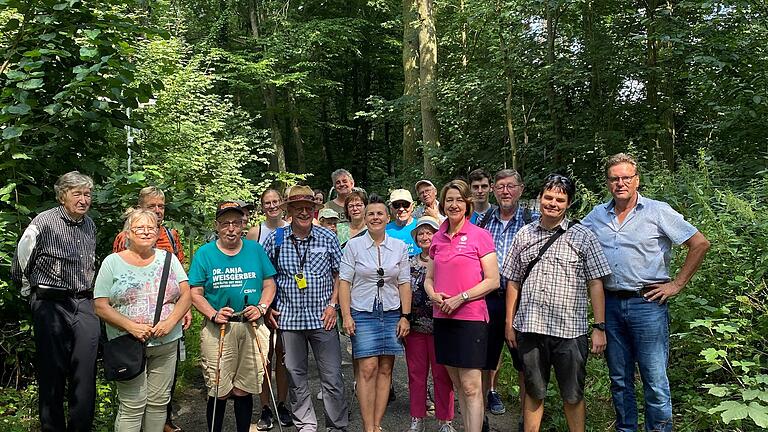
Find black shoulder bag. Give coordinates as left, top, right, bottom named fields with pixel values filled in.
left=103, top=251, right=173, bottom=381
left=519, top=220, right=579, bottom=285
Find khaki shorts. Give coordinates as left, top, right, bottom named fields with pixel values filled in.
left=200, top=319, right=270, bottom=397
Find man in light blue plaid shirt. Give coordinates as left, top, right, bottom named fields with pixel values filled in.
left=263, top=185, right=349, bottom=431
left=476, top=168, right=539, bottom=427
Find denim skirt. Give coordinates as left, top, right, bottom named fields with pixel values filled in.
left=350, top=307, right=403, bottom=359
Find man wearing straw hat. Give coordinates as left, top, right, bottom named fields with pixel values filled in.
left=263, top=185, right=349, bottom=432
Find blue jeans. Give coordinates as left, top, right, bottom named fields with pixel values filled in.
left=605, top=294, right=672, bottom=432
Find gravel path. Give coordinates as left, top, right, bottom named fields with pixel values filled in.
left=172, top=336, right=520, bottom=431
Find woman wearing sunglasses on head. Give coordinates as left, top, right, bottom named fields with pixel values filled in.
left=339, top=194, right=412, bottom=432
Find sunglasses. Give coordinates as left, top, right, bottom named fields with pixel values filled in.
left=391, top=201, right=410, bottom=210
left=376, top=267, right=384, bottom=288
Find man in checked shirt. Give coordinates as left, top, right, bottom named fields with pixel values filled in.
left=503, top=174, right=611, bottom=432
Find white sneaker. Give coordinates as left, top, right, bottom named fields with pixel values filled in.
left=437, top=423, right=457, bottom=432
left=316, top=390, right=323, bottom=400
left=404, top=417, right=424, bottom=432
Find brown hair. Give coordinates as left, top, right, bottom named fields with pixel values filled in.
left=438, top=179, right=474, bottom=217
left=344, top=190, right=369, bottom=220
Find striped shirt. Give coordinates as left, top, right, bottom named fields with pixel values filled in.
left=501, top=218, right=611, bottom=338
left=112, top=226, right=185, bottom=263
left=262, top=225, right=342, bottom=331
left=11, top=206, right=97, bottom=296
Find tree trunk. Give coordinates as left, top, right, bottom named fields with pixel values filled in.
left=545, top=2, right=561, bottom=166
left=263, top=85, right=286, bottom=172
left=288, top=91, right=305, bottom=173
left=402, top=0, right=419, bottom=169
left=417, top=0, right=440, bottom=178
left=497, top=5, right=518, bottom=170
left=646, top=0, right=660, bottom=163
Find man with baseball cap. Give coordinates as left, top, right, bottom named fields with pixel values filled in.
left=189, top=201, right=277, bottom=432
left=412, top=179, right=444, bottom=221
left=262, top=186, right=349, bottom=431
left=318, top=208, right=340, bottom=235
left=386, top=189, right=421, bottom=256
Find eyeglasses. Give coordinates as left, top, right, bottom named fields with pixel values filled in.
left=217, top=220, right=244, bottom=228
left=607, top=174, right=637, bottom=185
left=376, top=268, right=384, bottom=288
left=131, top=226, right=157, bottom=234
left=347, top=203, right=365, bottom=209
left=391, top=201, right=410, bottom=210
left=494, top=184, right=522, bottom=192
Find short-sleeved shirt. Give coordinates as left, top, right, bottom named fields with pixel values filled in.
left=386, top=219, right=420, bottom=256
left=113, top=226, right=185, bottom=263
left=469, top=204, right=498, bottom=225
left=410, top=255, right=433, bottom=334
left=188, top=239, right=276, bottom=313
left=429, top=219, right=496, bottom=322
left=262, top=225, right=343, bottom=331
left=339, top=232, right=410, bottom=312
left=95, top=250, right=188, bottom=346
left=581, top=193, right=698, bottom=292
left=501, top=219, right=612, bottom=338
left=481, top=205, right=540, bottom=292
left=324, top=200, right=348, bottom=223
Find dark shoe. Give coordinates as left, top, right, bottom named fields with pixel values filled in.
left=482, top=415, right=490, bottom=432
left=388, top=384, right=396, bottom=403
left=487, top=389, right=506, bottom=415
left=517, top=418, right=524, bottom=432
left=257, top=405, right=274, bottom=430
left=277, top=402, right=293, bottom=427
left=163, top=421, right=183, bottom=432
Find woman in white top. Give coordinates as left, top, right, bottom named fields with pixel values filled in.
left=339, top=194, right=412, bottom=432
left=246, top=188, right=293, bottom=428
left=247, top=189, right=289, bottom=245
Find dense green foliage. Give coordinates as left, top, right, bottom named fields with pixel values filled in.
left=1, top=0, right=767, bottom=430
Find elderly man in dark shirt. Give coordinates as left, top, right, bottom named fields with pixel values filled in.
left=11, top=171, right=99, bottom=432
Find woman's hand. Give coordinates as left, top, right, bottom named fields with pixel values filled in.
left=128, top=322, right=153, bottom=342
left=152, top=319, right=175, bottom=338
left=396, top=317, right=410, bottom=338
left=342, top=314, right=355, bottom=336
left=430, top=291, right=448, bottom=305
left=243, top=305, right=263, bottom=322
left=439, top=294, right=465, bottom=315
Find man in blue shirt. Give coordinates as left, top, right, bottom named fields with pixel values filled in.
left=262, top=185, right=349, bottom=432
left=582, top=153, right=710, bottom=432
left=386, top=189, right=420, bottom=256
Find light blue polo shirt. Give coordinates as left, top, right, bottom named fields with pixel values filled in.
left=581, top=193, right=698, bottom=292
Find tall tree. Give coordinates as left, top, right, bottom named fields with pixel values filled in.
left=402, top=0, right=419, bottom=169
left=417, top=0, right=441, bottom=177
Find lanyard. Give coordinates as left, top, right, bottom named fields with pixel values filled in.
left=290, top=236, right=310, bottom=273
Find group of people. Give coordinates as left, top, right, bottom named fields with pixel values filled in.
left=11, top=152, right=710, bottom=432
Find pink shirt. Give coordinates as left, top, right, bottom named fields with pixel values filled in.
left=429, top=218, right=495, bottom=322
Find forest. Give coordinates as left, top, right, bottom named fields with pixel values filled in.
left=1, top=0, right=767, bottom=430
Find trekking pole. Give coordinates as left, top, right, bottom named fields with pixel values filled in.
left=245, top=295, right=284, bottom=432
left=211, top=301, right=228, bottom=432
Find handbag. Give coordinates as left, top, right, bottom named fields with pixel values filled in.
left=103, top=251, right=172, bottom=381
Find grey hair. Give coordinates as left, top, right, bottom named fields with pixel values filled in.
left=331, top=168, right=354, bottom=183
left=54, top=171, right=94, bottom=203
left=138, top=186, right=165, bottom=205
left=122, top=208, right=158, bottom=232
left=494, top=169, right=524, bottom=185
left=604, top=153, right=639, bottom=177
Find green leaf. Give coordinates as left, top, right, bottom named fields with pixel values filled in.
left=2, top=126, right=24, bottom=139
left=709, top=400, right=749, bottom=423
left=39, top=33, right=57, bottom=41
left=80, top=47, right=99, bottom=58
left=0, top=183, right=16, bottom=195
left=6, top=104, right=31, bottom=114
left=17, top=79, right=44, bottom=90
left=84, top=29, right=101, bottom=39
left=742, top=389, right=768, bottom=403
left=11, top=153, right=31, bottom=160
left=53, top=3, right=68, bottom=10
left=749, top=402, right=768, bottom=427
left=708, top=386, right=729, bottom=397
left=43, top=103, right=63, bottom=115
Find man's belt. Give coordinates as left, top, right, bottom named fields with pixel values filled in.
left=605, top=286, right=654, bottom=299
left=33, top=286, right=93, bottom=300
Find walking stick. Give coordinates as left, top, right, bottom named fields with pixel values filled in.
left=245, top=295, right=284, bottom=432
left=210, top=303, right=228, bottom=432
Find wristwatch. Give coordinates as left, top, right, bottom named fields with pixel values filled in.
left=256, top=303, right=268, bottom=315
left=400, top=312, right=413, bottom=321
left=592, top=322, right=606, bottom=331
left=460, top=292, right=470, bottom=302
left=327, top=303, right=340, bottom=311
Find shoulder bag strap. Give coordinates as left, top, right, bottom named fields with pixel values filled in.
left=519, top=222, right=573, bottom=286
left=153, top=251, right=173, bottom=326
left=163, top=227, right=178, bottom=255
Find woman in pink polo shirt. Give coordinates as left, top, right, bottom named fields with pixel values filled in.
left=425, top=179, right=500, bottom=432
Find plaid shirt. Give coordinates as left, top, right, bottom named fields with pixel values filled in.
left=501, top=218, right=611, bottom=338
left=262, top=225, right=342, bottom=331
left=481, top=205, right=540, bottom=291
